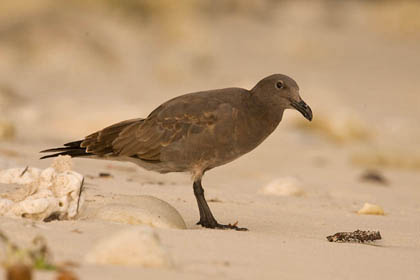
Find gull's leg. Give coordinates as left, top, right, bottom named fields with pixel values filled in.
left=193, top=178, right=248, bottom=231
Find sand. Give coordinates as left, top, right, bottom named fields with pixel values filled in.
left=1, top=0, right=420, bottom=279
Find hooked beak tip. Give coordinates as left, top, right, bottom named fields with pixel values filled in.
left=291, top=100, right=313, bottom=121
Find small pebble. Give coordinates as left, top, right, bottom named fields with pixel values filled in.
left=357, top=203, right=385, bottom=215
left=260, top=177, right=305, bottom=197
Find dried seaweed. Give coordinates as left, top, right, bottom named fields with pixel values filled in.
left=360, top=170, right=388, bottom=185
left=43, top=212, right=61, bottom=223
left=327, top=230, right=381, bottom=243
left=98, top=172, right=112, bottom=178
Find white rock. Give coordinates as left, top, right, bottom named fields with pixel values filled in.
left=18, top=197, right=51, bottom=214
left=85, top=227, right=172, bottom=267
left=260, top=177, right=305, bottom=197
left=357, top=203, right=385, bottom=215
left=54, top=171, right=84, bottom=196
left=94, top=196, right=186, bottom=229
left=51, top=155, right=73, bottom=173
left=40, top=167, right=56, bottom=183
left=0, top=198, right=13, bottom=214
left=0, top=167, right=41, bottom=185
left=0, top=156, right=84, bottom=220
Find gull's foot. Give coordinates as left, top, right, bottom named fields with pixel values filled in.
left=197, top=220, right=248, bottom=231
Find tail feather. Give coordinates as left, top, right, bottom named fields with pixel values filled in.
left=40, top=140, right=92, bottom=159
left=40, top=118, right=144, bottom=160
left=40, top=147, right=77, bottom=153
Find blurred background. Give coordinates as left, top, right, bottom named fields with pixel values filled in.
left=1, top=0, right=420, bottom=171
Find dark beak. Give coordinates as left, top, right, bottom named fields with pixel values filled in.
left=291, top=100, right=313, bottom=121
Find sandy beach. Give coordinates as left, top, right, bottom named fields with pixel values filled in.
left=1, top=1, right=420, bottom=279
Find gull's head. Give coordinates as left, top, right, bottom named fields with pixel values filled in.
left=252, top=74, right=313, bottom=121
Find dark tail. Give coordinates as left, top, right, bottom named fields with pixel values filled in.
left=40, top=140, right=93, bottom=159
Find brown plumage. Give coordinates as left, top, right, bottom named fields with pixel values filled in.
left=41, top=74, right=313, bottom=230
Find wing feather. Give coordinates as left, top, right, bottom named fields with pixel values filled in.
left=109, top=99, right=226, bottom=161
left=81, top=118, right=143, bottom=155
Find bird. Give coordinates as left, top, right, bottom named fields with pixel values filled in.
left=40, top=74, right=312, bottom=231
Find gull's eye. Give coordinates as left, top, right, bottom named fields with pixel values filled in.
left=275, top=81, right=284, bottom=89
